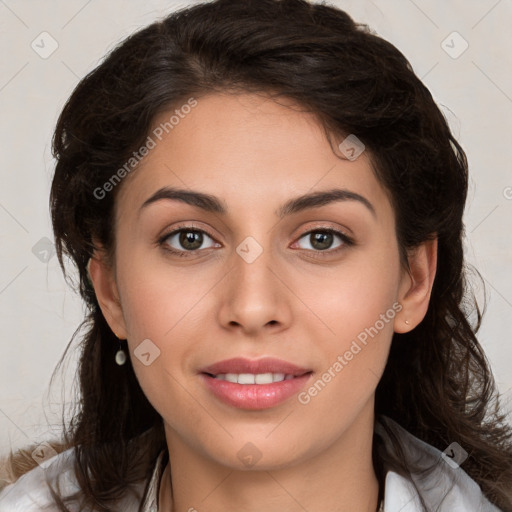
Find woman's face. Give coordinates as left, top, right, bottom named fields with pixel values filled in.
left=92, top=92, right=433, bottom=470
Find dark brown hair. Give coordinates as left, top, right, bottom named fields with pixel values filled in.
left=2, top=0, right=511, bottom=510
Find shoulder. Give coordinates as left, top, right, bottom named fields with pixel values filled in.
left=0, top=447, right=146, bottom=512
left=0, top=447, right=78, bottom=511
left=377, top=416, right=503, bottom=512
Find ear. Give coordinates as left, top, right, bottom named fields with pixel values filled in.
left=394, top=237, right=438, bottom=333
left=87, top=248, right=128, bottom=339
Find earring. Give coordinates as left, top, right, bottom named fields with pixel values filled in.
left=405, top=319, right=410, bottom=325
left=114, top=333, right=127, bottom=366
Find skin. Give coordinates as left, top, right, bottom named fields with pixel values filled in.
left=89, top=92, right=437, bottom=512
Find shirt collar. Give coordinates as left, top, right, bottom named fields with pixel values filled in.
left=140, top=449, right=168, bottom=512
left=376, top=416, right=501, bottom=511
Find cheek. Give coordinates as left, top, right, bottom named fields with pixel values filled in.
left=115, top=242, right=211, bottom=339
left=114, top=250, right=216, bottom=405
left=294, top=275, right=399, bottom=429
left=293, top=246, right=401, bottom=399
left=296, top=247, right=401, bottom=344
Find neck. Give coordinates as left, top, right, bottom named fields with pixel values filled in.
left=159, top=404, right=380, bottom=512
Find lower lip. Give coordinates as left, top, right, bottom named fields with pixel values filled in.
left=201, top=373, right=312, bottom=410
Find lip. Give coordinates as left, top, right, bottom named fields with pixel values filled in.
left=200, top=357, right=311, bottom=376
left=200, top=357, right=313, bottom=410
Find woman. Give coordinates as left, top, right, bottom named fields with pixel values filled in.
left=1, top=0, right=511, bottom=510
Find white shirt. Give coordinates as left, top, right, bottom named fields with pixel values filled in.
left=0, top=416, right=503, bottom=511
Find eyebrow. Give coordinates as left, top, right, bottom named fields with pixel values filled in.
left=139, top=186, right=376, bottom=218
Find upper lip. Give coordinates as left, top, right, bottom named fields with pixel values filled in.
left=201, top=357, right=312, bottom=376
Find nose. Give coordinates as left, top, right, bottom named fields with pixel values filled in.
left=216, top=240, right=292, bottom=337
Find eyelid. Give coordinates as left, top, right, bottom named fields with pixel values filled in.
left=295, top=220, right=354, bottom=238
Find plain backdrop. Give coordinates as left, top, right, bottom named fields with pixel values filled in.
left=0, top=0, right=511, bottom=458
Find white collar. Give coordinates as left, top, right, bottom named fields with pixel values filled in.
left=376, top=416, right=502, bottom=511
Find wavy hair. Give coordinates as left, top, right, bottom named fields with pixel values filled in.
left=1, top=0, right=511, bottom=510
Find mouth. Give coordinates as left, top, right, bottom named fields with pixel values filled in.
left=205, top=372, right=302, bottom=384
left=200, top=357, right=313, bottom=410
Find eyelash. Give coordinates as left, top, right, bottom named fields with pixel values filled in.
left=157, top=223, right=355, bottom=259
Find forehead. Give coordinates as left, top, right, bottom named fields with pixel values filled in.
left=115, top=92, right=391, bottom=219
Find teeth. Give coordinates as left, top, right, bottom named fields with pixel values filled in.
left=214, top=373, right=291, bottom=384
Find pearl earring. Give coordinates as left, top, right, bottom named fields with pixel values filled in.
left=405, top=319, right=410, bottom=325
left=114, top=333, right=127, bottom=366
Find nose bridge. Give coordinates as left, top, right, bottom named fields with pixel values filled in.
left=218, top=233, right=290, bottom=333
left=232, top=234, right=277, bottom=306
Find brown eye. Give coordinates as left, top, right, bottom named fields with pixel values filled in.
left=178, top=230, right=204, bottom=251
left=161, top=228, right=217, bottom=254
left=309, top=232, right=335, bottom=250
left=296, top=229, right=351, bottom=252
